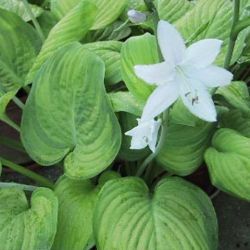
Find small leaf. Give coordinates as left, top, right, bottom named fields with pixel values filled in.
left=21, top=43, right=121, bottom=179
left=0, top=0, right=43, bottom=22
left=216, top=81, right=250, bottom=115
left=26, top=0, right=97, bottom=83
left=52, top=172, right=120, bottom=250
left=157, top=116, right=215, bottom=176
left=0, top=8, right=41, bottom=91
left=82, top=41, right=122, bottom=85
left=205, top=128, right=250, bottom=201
left=121, top=33, right=159, bottom=101
left=94, top=176, right=218, bottom=250
left=108, top=91, right=144, bottom=116
left=118, top=112, right=150, bottom=161
left=155, top=0, right=194, bottom=23
left=0, top=187, right=58, bottom=250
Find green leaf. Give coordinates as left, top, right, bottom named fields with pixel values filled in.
left=157, top=117, right=215, bottom=176
left=118, top=112, right=150, bottom=161
left=0, top=187, right=58, bottom=250
left=82, top=41, right=122, bottom=85
left=0, top=8, right=41, bottom=91
left=121, top=33, right=159, bottom=101
left=21, top=43, right=121, bottom=179
left=52, top=172, right=120, bottom=250
left=176, top=0, right=248, bottom=66
left=26, top=0, right=97, bottom=83
left=0, top=0, right=43, bottom=22
left=51, top=0, right=127, bottom=30
left=84, top=21, right=131, bottom=42
left=216, top=81, right=250, bottom=115
left=205, top=128, right=250, bottom=201
left=220, top=109, right=250, bottom=137
left=0, top=89, right=17, bottom=120
left=37, top=11, right=58, bottom=38
left=108, top=91, right=144, bottom=116
left=155, top=0, right=194, bottom=23
left=94, top=176, right=218, bottom=250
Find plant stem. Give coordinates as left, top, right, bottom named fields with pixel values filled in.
left=22, top=0, right=45, bottom=42
left=0, top=182, right=37, bottom=191
left=0, top=135, right=26, bottom=153
left=0, top=158, right=54, bottom=189
left=224, top=0, right=240, bottom=69
left=136, top=111, right=168, bottom=176
left=12, top=96, right=24, bottom=110
left=1, top=114, right=20, bottom=132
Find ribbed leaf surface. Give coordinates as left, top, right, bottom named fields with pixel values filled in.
left=121, top=33, right=159, bottom=101
left=21, top=43, right=121, bottom=179
left=26, top=0, right=97, bottom=83
left=52, top=172, right=120, bottom=250
left=94, top=177, right=218, bottom=250
left=0, top=188, right=58, bottom=250
left=0, top=9, right=41, bottom=91
left=205, top=128, right=250, bottom=201
left=155, top=0, right=194, bottom=23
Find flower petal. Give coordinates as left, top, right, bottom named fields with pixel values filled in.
left=178, top=77, right=217, bottom=122
left=183, top=39, right=223, bottom=68
left=157, top=20, right=186, bottom=65
left=134, top=62, right=174, bottom=86
left=141, top=82, right=179, bottom=120
left=186, top=65, right=233, bottom=87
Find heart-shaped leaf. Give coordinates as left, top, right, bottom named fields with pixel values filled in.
left=0, top=187, right=58, bottom=250
left=0, top=0, right=43, bottom=22
left=205, top=128, right=250, bottom=201
left=21, top=43, right=121, bottom=179
left=26, top=0, right=97, bottom=83
left=121, top=33, right=159, bottom=101
left=0, top=8, right=41, bottom=91
left=52, top=171, right=120, bottom=250
left=156, top=113, right=215, bottom=176
left=94, top=176, right=218, bottom=250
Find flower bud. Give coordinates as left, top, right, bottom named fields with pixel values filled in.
left=127, top=9, right=146, bottom=24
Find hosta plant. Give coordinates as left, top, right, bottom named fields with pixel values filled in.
left=0, top=0, right=250, bottom=249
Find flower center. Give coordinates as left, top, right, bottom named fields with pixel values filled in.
left=176, top=65, right=199, bottom=105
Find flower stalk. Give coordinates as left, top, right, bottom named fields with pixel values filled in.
left=0, top=157, right=54, bottom=189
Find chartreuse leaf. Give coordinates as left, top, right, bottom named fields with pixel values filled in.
left=21, top=43, right=121, bottom=179
left=52, top=171, right=120, bottom=250
left=82, top=41, right=122, bottom=85
left=0, top=0, right=43, bottom=22
left=109, top=91, right=144, bottom=116
left=156, top=109, right=215, bottom=176
left=176, top=0, right=249, bottom=66
left=119, top=112, right=150, bottom=161
left=155, top=0, right=194, bottom=23
left=0, top=188, right=58, bottom=250
left=94, top=177, right=218, bottom=250
left=216, top=81, right=250, bottom=115
left=0, top=89, right=16, bottom=119
left=0, top=8, right=41, bottom=91
left=205, top=128, right=250, bottom=201
left=121, top=33, right=159, bottom=101
left=51, top=0, right=127, bottom=30
left=26, top=0, right=97, bottom=83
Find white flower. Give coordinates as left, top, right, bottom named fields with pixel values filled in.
left=135, top=20, right=233, bottom=122
left=125, top=118, right=161, bottom=152
left=127, top=9, right=147, bottom=24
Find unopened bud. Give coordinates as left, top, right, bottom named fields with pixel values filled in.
left=127, top=9, right=147, bottom=24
